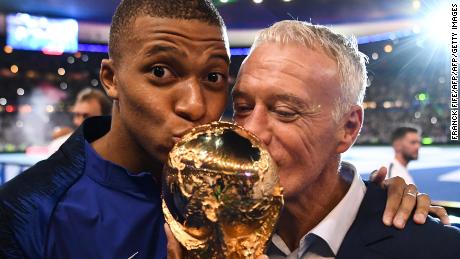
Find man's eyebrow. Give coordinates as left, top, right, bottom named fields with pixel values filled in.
left=270, top=94, right=309, bottom=109
left=143, top=45, right=229, bottom=64
left=209, top=53, right=230, bottom=65
left=144, top=45, right=186, bottom=57
left=231, top=89, right=251, bottom=100
left=232, top=91, right=308, bottom=107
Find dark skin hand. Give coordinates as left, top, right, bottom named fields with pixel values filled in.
left=165, top=224, right=182, bottom=259
left=166, top=166, right=450, bottom=258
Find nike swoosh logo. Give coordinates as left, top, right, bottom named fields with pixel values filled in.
left=128, top=251, right=139, bottom=259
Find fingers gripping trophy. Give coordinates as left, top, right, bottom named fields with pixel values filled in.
left=162, top=122, right=284, bottom=258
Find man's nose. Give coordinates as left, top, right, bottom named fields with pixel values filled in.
left=239, top=108, right=272, bottom=146
left=174, top=79, right=206, bottom=122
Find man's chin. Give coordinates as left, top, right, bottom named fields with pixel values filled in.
left=148, top=146, right=171, bottom=167
left=403, top=154, right=417, bottom=162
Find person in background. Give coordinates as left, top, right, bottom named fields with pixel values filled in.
left=48, top=87, right=112, bottom=154
left=389, top=126, right=422, bottom=184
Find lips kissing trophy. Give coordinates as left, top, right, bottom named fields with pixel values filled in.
left=162, top=121, right=283, bottom=258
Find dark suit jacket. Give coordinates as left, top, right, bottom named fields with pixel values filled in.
left=0, top=117, right=111, bottom=259
left=337, top=183, right=460, bottom=259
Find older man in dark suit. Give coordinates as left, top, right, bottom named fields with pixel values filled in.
left=229, top=20, right=460, bottom=258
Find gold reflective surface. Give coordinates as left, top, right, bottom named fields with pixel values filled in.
left=162, top=121, right=283, bottom=258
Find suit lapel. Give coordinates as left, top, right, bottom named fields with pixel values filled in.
left=337, top=182, right=398, bottom=259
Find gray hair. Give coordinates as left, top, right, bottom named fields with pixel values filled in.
left=251, top=20, right=368, bottom=121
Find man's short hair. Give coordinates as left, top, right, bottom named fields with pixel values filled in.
left=109, top=0, right=226, bottom=62
left=391, top=126, right=420, bottom=144
left=251, top=20, right=368, bottom=122
left=76, top=88, right=112, bottom=116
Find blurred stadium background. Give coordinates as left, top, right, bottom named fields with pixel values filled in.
left=0, top=0, right=459, bottom=218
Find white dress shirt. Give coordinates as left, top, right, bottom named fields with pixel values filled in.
left=47, top=132, right=72, bottom=156
left=388, top=158, right=415, bottom=185
left=267, top=162, right=367, bottom=259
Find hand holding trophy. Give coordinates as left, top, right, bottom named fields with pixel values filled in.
left=162, top=122, right=284, bottom=258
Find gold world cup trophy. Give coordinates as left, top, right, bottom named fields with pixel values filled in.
left=162, top=121, right=284, bottom=258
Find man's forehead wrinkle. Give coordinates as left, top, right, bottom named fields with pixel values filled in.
left=124, top=36, right=229, bottom=67
left=142, top=44, right=187, bottom=57
left=131, top=17, right=225, bottom=42
left=129, top=29, right=221, bottom=45
left=156, top=29, right=225, bottom=42
left=143, top=42, right=229, bottom=64
left=242, top=62, right=307, bottom=86
left=123, top=17, right=229, bottom=61
left=247, top=55, right=303, bottom=75
left=257, top=56, right=307, bottom=71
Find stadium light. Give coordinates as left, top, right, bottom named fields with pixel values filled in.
left=57, top=68, right=65, bottom=76
left=422, top=137, right=433, bottom=145
left=371, top=52, right=379, bottom=60
left=3, top=45, right=13, bottom=54
left=417, top=92, right=428, bottom=101
left=412, top=0, right=421, bottom=10
left=5, top=105, right=15, bottom=113
left=423, top=3, right=450, bottom=44
left=67, top=56, right=75, bottom=64
left=10, top=65, right=19, bottom=73
left=383, top=44, right=393, bottom=53
left=17, top=88, right=24, bottom=96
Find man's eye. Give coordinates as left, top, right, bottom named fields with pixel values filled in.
left=273, top=108, right=299, bottom=121
left=276, top=110, right=296, bottom=117
left=233, top=104, right=252, bottom=114
left=151, top=66, right=171, bottom=78
left=207, top=72, right=223, bottom=83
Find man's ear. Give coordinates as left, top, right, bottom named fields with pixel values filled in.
left=335, top=105, right=363, bottom=154
left=100, top=59, right=118, bottom=100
